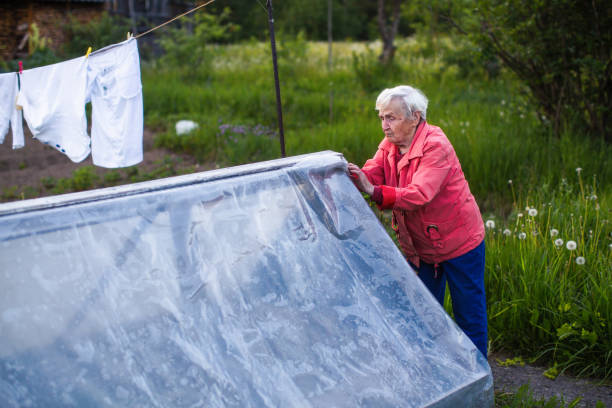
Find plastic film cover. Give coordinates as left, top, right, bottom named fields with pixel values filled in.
left=0, top=151, right=493, bottom=407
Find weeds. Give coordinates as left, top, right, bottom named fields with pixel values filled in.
left=494, top=384, right=585, bottom=408
left=485, top=170, right=611, bottom=378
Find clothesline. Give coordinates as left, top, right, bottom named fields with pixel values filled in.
left=134, top=0, right=217, bottom=40
left=84, top=0, right=217, bottom=57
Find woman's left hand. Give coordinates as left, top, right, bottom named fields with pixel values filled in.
left=347, top=163, right=374, bottom=195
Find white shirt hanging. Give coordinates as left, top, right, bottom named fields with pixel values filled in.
left=87, top=38, right=143, bottom=168
left=0, top=72, right=24, bottom=149
left=16, top=56, right=91, bottom=162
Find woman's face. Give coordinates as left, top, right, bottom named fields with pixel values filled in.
left=378, top=99, right=420, bottom=150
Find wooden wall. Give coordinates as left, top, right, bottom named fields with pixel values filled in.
left=0, top=1, right=106, bottom=61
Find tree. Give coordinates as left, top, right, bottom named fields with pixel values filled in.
left=454, top=0, right=611, bottom=140
left=377, top=0, right=402, bottom=64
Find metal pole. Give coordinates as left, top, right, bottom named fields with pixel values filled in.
left=266, top=0, right=286, bottom=158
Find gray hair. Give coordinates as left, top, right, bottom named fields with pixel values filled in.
left=375, top=85, right=428, bottom=120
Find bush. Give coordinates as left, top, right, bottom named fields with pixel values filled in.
left=71, top=166, right=99, bottom=191
left=157, top=8, right=239, bottom=80
left=61, top=12, right=131, bottom=59
left=351, top=46, right=402, bottom=92
left=458, top=0, right=612, bottom=140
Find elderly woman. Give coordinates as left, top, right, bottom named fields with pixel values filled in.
left=347, top=85, right=488, bottom=357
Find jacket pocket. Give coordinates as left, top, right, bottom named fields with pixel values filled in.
left=422, top=216, right=466, bottom=250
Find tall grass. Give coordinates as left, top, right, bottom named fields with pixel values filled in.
left=485, top=171, right=611, bottom=378
left=143, top=37, right=611, bottom=378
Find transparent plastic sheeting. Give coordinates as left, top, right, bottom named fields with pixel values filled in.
left=0, top=151, right=493, bottom=407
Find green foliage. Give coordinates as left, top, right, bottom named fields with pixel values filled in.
left=497, top=356, right=526, bottom=367
left=103, top=171, right=122, bottom=186
left=155, top=117, right=278, bottom=166
left=71, top=166, right=99, bottom=191
left=157, top=8, right=239, bottom=80
left=456, top=0, right=612, bottom=140
left=21, top=186, right=39, bottom=199
left=277, top=30, right=310, bottom=77
left=1, top=22, right=59, bottom=71
left=27, top=23, right=52, bottom=55
left=485, top=171, right=611, bottom=379
left=2, top=186, right=18, bottom=201
left=494, top=384, right=582, bottom=408
left=440, top=37, right=501, bottom=79
left=351, top=46, right=402, bottom=93
left=61, top=12, right=131, bottom=59
left=41, top=177, right=57, bottom=190
left=51, top=178, right=73, bottom=195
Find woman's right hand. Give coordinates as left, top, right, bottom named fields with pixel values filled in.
left=347, top=163, right=374, bottom=195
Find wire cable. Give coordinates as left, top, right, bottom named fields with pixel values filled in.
left=134, top=0, right=217, bottom=39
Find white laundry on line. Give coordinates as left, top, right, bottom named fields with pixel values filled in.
left=14, top=37, right=144, bottom=168
left=0, top=72, right=24, bottom=150
left=87, top=38, right=143, bottom=168
left=16, top=56, right=91, bottom=162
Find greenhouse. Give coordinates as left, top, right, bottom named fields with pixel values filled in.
left=0, top=151, right=492, bottom=407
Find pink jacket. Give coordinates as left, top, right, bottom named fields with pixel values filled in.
left=362, top=121, right=484, bottom=267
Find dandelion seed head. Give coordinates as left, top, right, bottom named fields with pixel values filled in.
left=528, top=208, right=538, bottom=217
left=499, top=111, right=504, bottom=117
left=503, top=229, right=512, bottom=236
left=590, top=194, right=598, bottom=200
left=518, top=232, right=527, bottom=240
left=508, top=179, right=513, bottom=185
left=575, top=256, right=585, bottom=265
left=575, top=167, right=582, bottom=174
left=550, top=229, right=559, bottom=237
left=520, top=113, right=525, bottom=118
left=554, top=238, right=564, bottom=247
left=517, top=213, right=523, bottom=218
left=609, top=243, right=612, bottom=250
left=501, top=100, right=506, bottom=105
left=525, top=206, right=530, bottom=211
left=566, top=240, right=577, bottom=250
left=485, top=220, right=495, bottom=229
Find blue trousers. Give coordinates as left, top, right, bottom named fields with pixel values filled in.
left=411, top=240, right=488, bottom=357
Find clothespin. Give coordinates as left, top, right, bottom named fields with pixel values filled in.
left=16, top=62, right=23, bottom=111
left=85, top=46, right=92, bottom=58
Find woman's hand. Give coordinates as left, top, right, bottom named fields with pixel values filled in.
left=347, top=163, right=374, bottom=195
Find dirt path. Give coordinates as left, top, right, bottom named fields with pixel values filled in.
left=489, top=353, right=611, bottom=407
left=0, top=127, right=204, bottom=199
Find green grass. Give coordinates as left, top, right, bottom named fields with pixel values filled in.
left=494, top=384, right=599, bottom=408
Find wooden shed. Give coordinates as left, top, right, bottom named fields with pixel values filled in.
left=0, top=0, right=107, bottom=61
left=0, top=0, right=194, bottom=61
